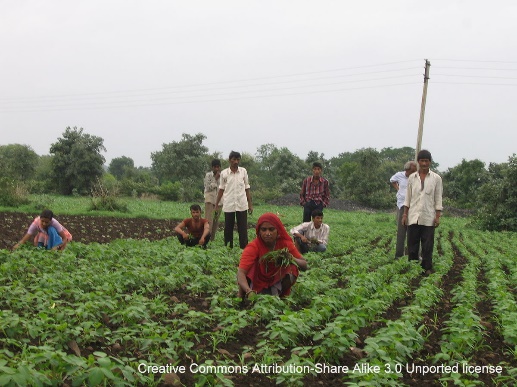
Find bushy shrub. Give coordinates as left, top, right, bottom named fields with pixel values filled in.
left=119, top=179, right=156, bottom=197
left=31, top=194, right=56, bottom=211
left=0, top=178, right=30, bottom=207
left=101, top=173, right=120, bottom=193
left=475, top=155, right=517, bottom=231
left=157, top=181, right=182, bottom=201
left=89, top=195, right=129, bottom=212
left=89, top=179, right=129, bottom=212
left=178, top=178, right=204, bottom=202
left=252, top=186, right=283, bottom=205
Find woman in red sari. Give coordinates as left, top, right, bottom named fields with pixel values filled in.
left=237, top=212, right=308, bottom=298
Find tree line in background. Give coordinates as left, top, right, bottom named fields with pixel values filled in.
left=0, top=126, right=515, bottom=232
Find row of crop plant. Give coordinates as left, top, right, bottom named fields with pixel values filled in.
left=340, top=229, right=454, bottom=386
left=1, top=217, right=516, bottom=386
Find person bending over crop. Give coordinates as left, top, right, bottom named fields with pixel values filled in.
left=237, top=212, right=308, bottom=299
left=13, top=209, right=72, bottom=251
left=174, top=204, right=211, bottom=249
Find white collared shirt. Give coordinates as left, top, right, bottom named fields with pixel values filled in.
left=204, top=171, right=221, bottom=204
left=390, top=171, right=409, bottom=209
left=404, top=170, right=443, bottom=227
left=219, top=167, right=250, bottom=212
left=290, top=221, right=330, bottom=245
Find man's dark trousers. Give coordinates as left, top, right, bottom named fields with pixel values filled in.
left=303, top=200, right=323, bottom=222
left=407, top=224, right=435, bottom=270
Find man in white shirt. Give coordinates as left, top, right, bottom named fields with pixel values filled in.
left=402, top=150, right=443, bottom=276
left=390, top=160, right=417, bottom=258
left=204, top=159, right=222, bottom=241
left=215, top=151, right=253, bottom=249
left=290, top=209, right=329, bottom=253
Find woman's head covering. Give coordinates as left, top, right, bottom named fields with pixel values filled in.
left=255, top=212, right=291, bottom=243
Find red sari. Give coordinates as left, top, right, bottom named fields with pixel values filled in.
left=239, top=213, right=302, bottom=295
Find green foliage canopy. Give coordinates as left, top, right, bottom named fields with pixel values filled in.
left=108, top=156, right=135, bottom=180
left=151, top=133, right=208, bottom=183
left=255, top=144, right=307, bottom=195
left=0, top=144, right=39, bottom=181
left=151, top=133, right=209, bottom=201
left=49, top=127, right=106, bottom=195
left=476, top=155, right=517, bottom=231
left=442, top=159, right=488, bottom=208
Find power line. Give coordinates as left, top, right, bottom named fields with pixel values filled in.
left=433, top=74, right=517, bottom=80
left=0, top=68, right=422, bottom=104
left=435, top=67, right=517, bottom=71
left=0, top=64, right=422, bottom=103
left=432, top=59, right=517, bottom=64
left=0, top=74, right=421, bottom=110
left=0, top=82, right=420, bottom=113
left=433, top=81, right=517, bottom=86
left=2, top=58, right=516, bottom=113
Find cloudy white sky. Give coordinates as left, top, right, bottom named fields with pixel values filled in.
left=1, top=0, right=516, bottom=171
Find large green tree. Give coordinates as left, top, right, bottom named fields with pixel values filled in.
left=476, top=155, right=517, bottom=231
left=108, top=156, right=135, bottom=180
left=330, top=146, right=421, bottom=208
left=0, top=144, right=39, bottom=181
left=442, top=159, right=488, bottom=208
left=151, top=133, right=209, bottom=201
left=151, top=133, right=208, bottom=183
left=31, top=155, right=54, bottom=194
left=379, top=146, right=414, bottom=164
left=345, top=148, right=391, bottom=208
left=252, top=144, right=307, bottom=202
left=49, top=127, right=106, bottom=195
left=255, top=144, right=306, bottom=193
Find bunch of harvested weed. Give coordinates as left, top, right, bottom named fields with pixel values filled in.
left=259, top=248, right=298, bottom=275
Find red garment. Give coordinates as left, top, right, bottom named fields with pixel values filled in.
left=183, top=218, right=208, bottom=238
left=239, top=213, right=302, bottom=295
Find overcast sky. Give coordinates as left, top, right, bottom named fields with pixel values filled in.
left=1, top=0, right=516, bottom=171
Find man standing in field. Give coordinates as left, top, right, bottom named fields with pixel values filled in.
left=204, top=159, right=222, bottom=241
left=215, top=151, right=253, bottom=249
left=390, top=160, right=417, bottom=259
left=299, top=162, right=330, bottom=222
left=402, top=150, right=443, bottom=276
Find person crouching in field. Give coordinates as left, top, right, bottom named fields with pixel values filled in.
left=290, top=209, right=329, bottom=253
left=13, top=209, right=72, bottom=251
left=237, top=213, right=308, bottom=299
left=174, top=204, right=211, bottom=249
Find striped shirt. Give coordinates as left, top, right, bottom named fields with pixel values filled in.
left=300, top=176, right=330, bottom=207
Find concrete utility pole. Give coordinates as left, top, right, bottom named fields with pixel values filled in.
left=415, top=59, right=431, bottom=160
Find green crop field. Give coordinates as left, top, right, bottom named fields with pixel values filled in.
left=1, top=199, right=516, bottom=386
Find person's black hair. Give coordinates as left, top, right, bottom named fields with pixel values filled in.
left=312, top=162, right=323, bottom=169
left=311, top=209, right=324, bottom=218
left=40, top=209, right=54, bottom=220
left=211, top=159, right=221, bottom=167
left=229, top=151, right=241, bottom=159
left=417, top=149, right=432, bottom=161
left=190, top=204, right=202, bottom=212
